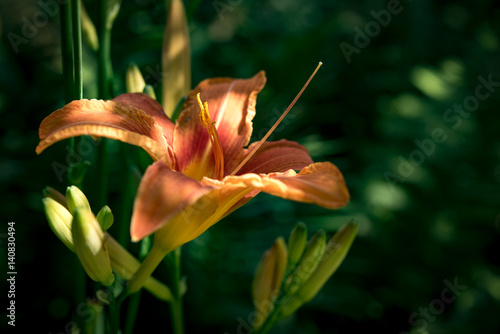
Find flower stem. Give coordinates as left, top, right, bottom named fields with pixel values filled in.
left=166, top=248, right=184, bottom=334
left=98, top=0, right=113, bottom=99
left=60, top=2, right=86, bottom=330
left=68, top=0, right=84, bottom=188
left=71, top=0, right=83, bottom=100
left=59, top=2, right=86, bottom=303
left=254, top=309, right=281, bottom=334
left=108, top=294, right=123, bottom=334
left=60, top=0, right=76, bottom=186
left=124, top=236, right=151, bottom=334
left=96, top=0, right=114, bottom=208
left=170, top=297, right=184, bottom=334
left=127, top=243, right=169, bottom=294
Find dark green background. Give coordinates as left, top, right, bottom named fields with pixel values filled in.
left=1, top=0, right=499, bottom=333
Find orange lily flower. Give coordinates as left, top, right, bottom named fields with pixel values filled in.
left=37, top=70, right=349, bottom=292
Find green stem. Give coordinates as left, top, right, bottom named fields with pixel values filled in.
left=60, top=0, right=76, bottom=184
left=68, top=0, right=83, bottom=188
left=170, top=298, right=184, bottom=334
left=124, top=236, right=151, bottom=334
left=61, top=2, right=87, bottom=331
left=254, top=308, right=281, bottom=334
left=98, top=0, right=113, bottom=99
left=71, top=0, right=83, bottom=100
left=163, top=247, right=184, bottom=334
left=108, top=295, right=122, bottom=334
left=254, top=269, right=298, bottom=334
left=124, top=291, right=141, bottom=334
left=127, top=244, right=170, bottom=294
left=96, top=0, right=114, bottom=208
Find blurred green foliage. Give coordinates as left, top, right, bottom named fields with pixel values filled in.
left=0, top=0, right=499, bottom=333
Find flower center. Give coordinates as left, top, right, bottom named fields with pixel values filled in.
left=197, top=93, right=225, bottom=180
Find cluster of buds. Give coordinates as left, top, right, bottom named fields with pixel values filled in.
left=252, top=221, right=358, bottom=330
left=42, top=186, right=172, bottom=301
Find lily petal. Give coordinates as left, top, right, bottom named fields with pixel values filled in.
left=113, top=93, right=175, bottom=145
left=154, top=178, right=256, bottom=251
left=174, top=71, right=267, bottom=179
left=236, top=139, right=314, bottom=175
left=203, top=162, right=349, bottom=210
left=36, top=98, right=172, bottom=164
left=130, top=161, right=214, bottom=242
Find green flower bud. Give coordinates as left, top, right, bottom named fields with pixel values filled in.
left=252, top=237, right=287, bottom=329
left=285, top=230, right=326, bottom=295
left=81, top=2, right=99, bottom=52
left=281, top=221, right=358, bottom=318
left=66, top=186, right=91, bottom=215
left=273, top=237, right=288, bottom=294
left=96, top=205, right=114, bottom=231
left=72, top=208, right=115, bottom=286
left=286, top=222, right=307, bottom=271
left=162, top=0, right=191, bottom=117
left=42, top=197, right=74, bottom=252
left=143, top=84, right=157, bottom=100
left=126, top=63, right=146, bottom=93
left=105, top=0, right=122, bottom=29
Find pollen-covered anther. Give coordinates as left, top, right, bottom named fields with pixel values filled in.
left=197, top=93, right=225, bottom=180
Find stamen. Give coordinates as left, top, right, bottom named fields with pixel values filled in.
left=230, top=62, right=323, bottom=176
left=197, top=93, right=225, bottom=180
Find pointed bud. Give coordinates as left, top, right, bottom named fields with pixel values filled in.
left=286, top=222, right=307, bottom=271
left=126, top=63, right=146, bottom=93
left=105, top=0, right=122, bottom=29
left=66, top=186, right=91, bottom=215
left=81, top=2, right=99, bottom=52
left=42, top=197, right=74, bottom=252
left=43, top=187, right=67, bottom=207
left=281, top=222, right=358, bottom=318
left=143, top=84, right=157, bottom=100
left=96, top=205, right=114, bottom=231
left=162, top=0, right=191, bottom=117
left=252, top=237, right=287, bottom=329
left=298, top=222, right=357, bottom=301
left=273, top=237, right=288, bottom=293
left=285, top=230, right=326, bottom=295
left=72, top=208, right=115, bottom=286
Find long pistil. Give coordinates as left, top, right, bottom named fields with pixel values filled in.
left=230, top=62, right=323, bottom=176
